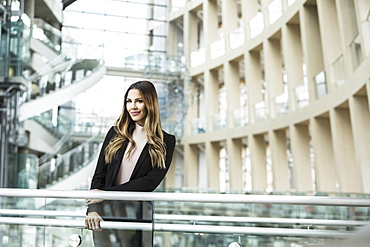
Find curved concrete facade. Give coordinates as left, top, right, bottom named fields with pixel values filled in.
left=166, top=0, right=370, bottom=194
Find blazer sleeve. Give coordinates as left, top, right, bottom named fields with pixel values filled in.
left=104, top=132, right=176, bottom=192
left=90, top=126, right=116, bottom=190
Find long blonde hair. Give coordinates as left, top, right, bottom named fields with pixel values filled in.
left=104, top=80, right=167, bottom=168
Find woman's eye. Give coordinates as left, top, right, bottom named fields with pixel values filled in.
left=126, top=99, right=132, bottom=103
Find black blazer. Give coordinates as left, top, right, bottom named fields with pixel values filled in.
left=90, top=126, right=176, bottom=192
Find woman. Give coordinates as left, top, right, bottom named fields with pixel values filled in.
left=85, top=80, right=176, bottom=246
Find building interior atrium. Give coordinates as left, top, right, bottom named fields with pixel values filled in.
left=0, top=0, right=370, bottom=246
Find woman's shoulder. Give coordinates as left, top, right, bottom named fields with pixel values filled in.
left=162, top=130, right=176, bottom=142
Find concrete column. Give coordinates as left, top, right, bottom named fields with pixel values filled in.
left=184, top=144, right=198, bottom=188
left=222, top=0, right=238, bottom=52
left=205, top=69, right=219, bottom=132
left=282, top=23, right=304, bottom=111
left=24, top=0, right=35, bottom=19
left=264, top=38, right=283, bottom=118
left=349, top=95, right=370, bottom=193
left=330, top=108, right=361, bottom=193
left=242, top=0, right=259, bottom=40
left=249, top=134, right=267, bottom=192
left=316, top=0, right=341, bottom=92
left=184, top=11, right=198, bottom=68
left=206, top=141, right=220, bottom=191
left=310, top=117, right=337, bottom=192
left=290, top=124, right=312, bottom=192
left=299, top=5, right=324, bottom=101
left=224, top=60, right=240, bottom=128
left=245, top=51, right=263, bottom=124
left=269, top=129, right=289, bottom=192
left=204, top=0, right=218, bottom=62
left=227, top=138, right=243, bottom=192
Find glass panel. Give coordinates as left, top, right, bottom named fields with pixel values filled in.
left=249, top=12, right=264, bottom=38
left=333, top=55, right=346, bottom=87
left=230, top=20, right=244, bottom=49
left=233, top=108, right=248, bottom=127
left=268, top=0, right=282, bottom=24
left=190, top=48, right=205, bottom=67
left=350, top=34, right=363, bottom=70
left=171, top=0, right=186, bottom=11
left=314, top=70, right=327, bottom=99
left=210, top=38, right=225, bottom=59
left=274, top=93, right=289, bottom=116
left=254, top=101, right=268, bottom=121
left=191, top=117, right=206, bottom=134
left=294, top=83, right=309, bottom=109
left=212, top=113, right=227, bottom=131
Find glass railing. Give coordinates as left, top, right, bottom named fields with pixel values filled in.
left=190, top=47, right=206, bottom=67
left=294, top=83, right=309, bottom=109
left=212, top=113, right=227, bottom=131
left=233, top=108, right=248, bottom=127
left=0, top=189, right=369, bottom=247
left=191, top=117, right=206, bottom=134
left=24, top=18, right=105, bottom=105
left=268, top=0, right=283, bottom=24
left=333, top=54, right=345, bottom=87
left=254, top=101, right=268, bottom=121
left=249, top=12, right=264, bottom=39
left=350, top=34, right=363, bottom=70
left=37, top=134, right=102, bottom=189
left=230, top=27, right=245, bottom=49
left=274, top=93, right=289, bottom=116
left=32, top=18, right=63, bottom=53
left=210, top=38, right=225, bottom=60
left=314, top=70, right=328, bottom=99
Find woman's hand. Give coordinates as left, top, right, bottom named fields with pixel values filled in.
left=85, top=211, right=103, bottom=231
left=86, top=189, right=105, bottom=205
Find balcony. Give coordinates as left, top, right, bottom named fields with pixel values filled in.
left=0, top=189, right=369, bottom=246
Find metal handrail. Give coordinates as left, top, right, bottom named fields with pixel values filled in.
left=0, top=189, right=370, bottom=206
left=0, top=209, right=367, bottom=227
left=0, top=217, right=352, bottom=238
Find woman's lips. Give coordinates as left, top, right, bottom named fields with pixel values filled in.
left=130, top=111, right=140, bottom=116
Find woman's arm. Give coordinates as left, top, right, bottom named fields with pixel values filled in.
left=104, top=133, right=176, bottom=192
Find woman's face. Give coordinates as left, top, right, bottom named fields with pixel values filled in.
left=126, top=89, right=147, bottom=126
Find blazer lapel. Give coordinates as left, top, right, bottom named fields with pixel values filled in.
left=130, top=143, right=150, bottom=179
left=110, top=143, right=127, bottom=184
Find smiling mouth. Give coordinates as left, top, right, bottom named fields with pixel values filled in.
left=130, top=111, right=140, bottom=116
